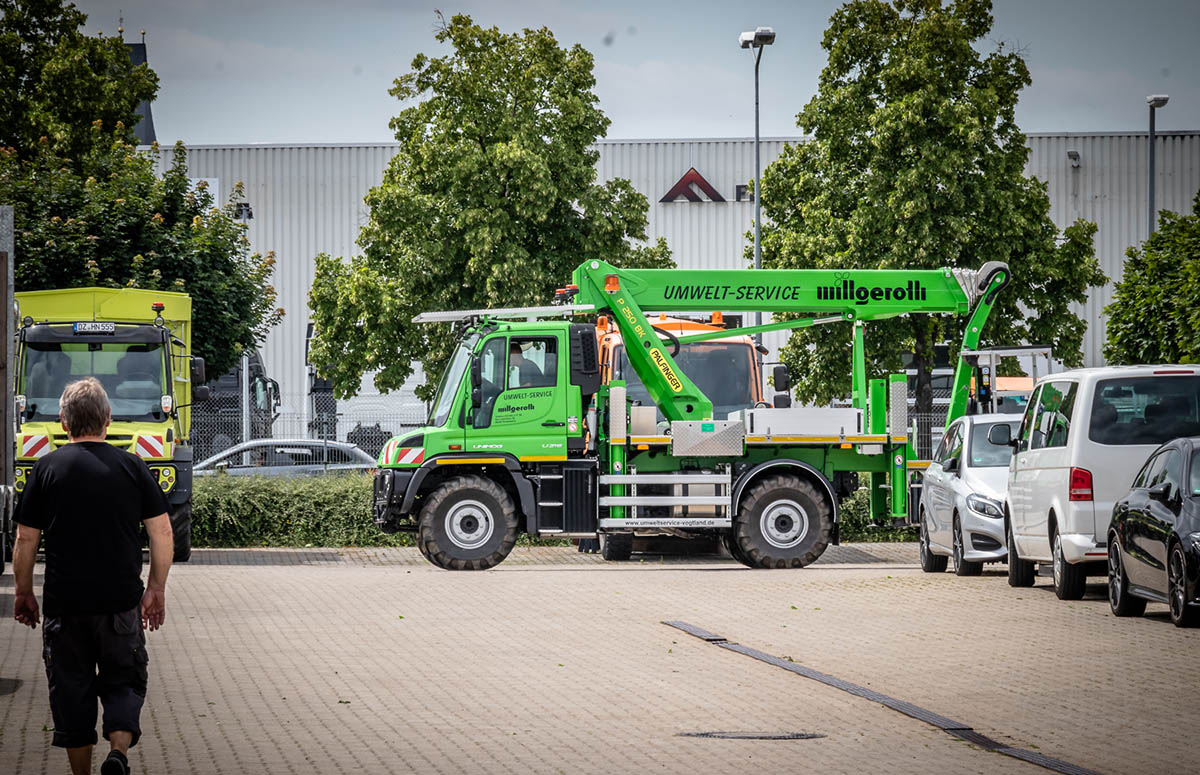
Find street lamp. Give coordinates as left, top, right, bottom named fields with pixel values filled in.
left=740, top=26, right=775, bottom=368
left=1147, top=94, right=1169, bottom=238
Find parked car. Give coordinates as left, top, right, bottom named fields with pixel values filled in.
left=1107, top=436, right=1200, bottom=627
left=195, top=439, right=375, bottom=477
left=919, top=413, right=1022, bottom=575
left=989, top=366, right=1200, bottom=600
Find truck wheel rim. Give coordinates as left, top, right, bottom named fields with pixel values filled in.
left=761, top=499, right=808, bottom=550
left=1170, top=550, right=1185, bottom=620
left=1108, top=543, right=1122, bottom=608
left=447, top=499, right=493, bottom=550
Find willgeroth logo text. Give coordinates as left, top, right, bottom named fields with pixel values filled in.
left=816, top=279, right=927, bottom=305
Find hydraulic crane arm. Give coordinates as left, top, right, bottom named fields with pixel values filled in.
left=570, top=260, right=1010, bottom=422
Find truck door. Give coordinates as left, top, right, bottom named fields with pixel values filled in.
left=467, top=334, right=568, bottom=460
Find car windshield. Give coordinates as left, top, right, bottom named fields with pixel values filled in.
left=969, top=421, right=1018, bottom=467
left=615, top=342, right=755, bottom=420
left=22, top=341, right=167, bottom=423
left=1088, top=376, right=1200, bottom=446
left=428, top=333, right=478, bottom=428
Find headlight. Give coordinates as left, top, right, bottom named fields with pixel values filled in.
left=966, top=493, right=1004, bottom=518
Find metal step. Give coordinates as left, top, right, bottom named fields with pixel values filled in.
left=600, top=495, right=731, bottom=507
left=600, top=517, right=731, bottom=529
left=600, top=473, right=730, bottom=485
left=537, top=501, right=563, bottom=507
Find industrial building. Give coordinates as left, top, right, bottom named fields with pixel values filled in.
left=166, top=133, right=1200, bottom=439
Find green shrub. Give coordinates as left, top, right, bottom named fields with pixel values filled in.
left=191, top=473, right=413, bottom=548
left=837, top=486, right=915, bottom=543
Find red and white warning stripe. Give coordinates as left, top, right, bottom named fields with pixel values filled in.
left=21, top=434, right=51, bottom=459
left=396, top=447, right=425, bottom=465
left=136, top=434, right=165, bottom=459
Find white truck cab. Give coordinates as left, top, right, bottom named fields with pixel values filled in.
left=994, top=366, right=1200, bottom=599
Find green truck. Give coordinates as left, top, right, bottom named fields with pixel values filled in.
left=372, top=260, right=1010, bottom=570
left=14, top=287, right=209, bottom=561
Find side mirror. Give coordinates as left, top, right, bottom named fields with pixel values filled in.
left=193, top=385, right=212, bottom=403
left=190, top=356, right=207, bottom=385
left=471, top=357, right=482, bottom=388
left=773, top=365, right=791, bottom=393
left=269, top=378, right=281, bottom=408
left=1148, top=481, right=1173, bottom=503
left=774, top=393, right=792, bottom=409
left=945, top=456, right=960, bottom=474
left=987, top=423, right=1012, bottom=447
left=471, top=387, right=482, bottom=409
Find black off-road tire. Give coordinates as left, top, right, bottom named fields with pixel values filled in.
left=600, top=532, right=633, bottom=562
left=1107, top=536, right=1146, bottom=618
left=1007, top=520, right=1034, bottom=588
left=417, top=476, right=518, bottom=571
left=1168, top=544, right=1199, bottom=628
left=170, top=502, right=192, bottom=563
left=919, top=509, right=947, bottom=573
left=1052, top=528, right=1086, bottom=600
left=953, top=514, right=982, bottom=577
left=723, top=532, right=754, bottom=567
left=733, top=475, right=832, bottom=569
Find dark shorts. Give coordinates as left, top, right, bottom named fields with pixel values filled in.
left=42, top=605, right=149, bottom=749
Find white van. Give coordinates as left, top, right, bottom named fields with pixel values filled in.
left=989, top=366, right=1200, bottom=599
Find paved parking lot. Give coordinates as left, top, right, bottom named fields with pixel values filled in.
left=2, top=544, right=1196, bottom=774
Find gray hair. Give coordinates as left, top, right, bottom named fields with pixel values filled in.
left=60, top=378, right=111, bottom=438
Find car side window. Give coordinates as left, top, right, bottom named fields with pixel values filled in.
left=1143, top=453, right=1168, bottom=489
left=1190, top=449, right=1200, bottom=497
left=932, top=428, right=951, bottom=464
left=1030, top=381, right=1076, bottom=450
left=1161, top=449, right=1183, bottom=500
left=936, top=424, right=958, bottom=464
left=1017, top=385, right=1041, bottom=451
left=946, top=423, right=965, bottom=464
left=1133, top=454, right=1158, bottom=489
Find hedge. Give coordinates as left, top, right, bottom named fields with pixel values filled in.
left=191, top=472, right=913, bottom=548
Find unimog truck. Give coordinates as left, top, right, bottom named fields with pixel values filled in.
left=14, top=288, right=209, bottom=561
left=372, top=260, right=1010, bottom=570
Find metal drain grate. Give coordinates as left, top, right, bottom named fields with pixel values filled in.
left=678, top=731, right=826, bottom=740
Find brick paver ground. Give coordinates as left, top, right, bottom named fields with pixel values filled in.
left=2, top=544, right=1195, bottom=774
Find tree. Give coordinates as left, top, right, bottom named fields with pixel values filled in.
left=308, top=14, right=671, bottom=400
left=0, top=0, right=157, bottom=163
left=1104, top=191, right=1200, bottom=365
left=1, top=135, right=283, bottom=376
left=757, top=0, right=1105, bottom=412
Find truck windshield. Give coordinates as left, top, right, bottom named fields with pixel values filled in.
left=23, top=341, right=168, bottom=423
left=1089, top=376, right=1200, bottom=446
left=428, top=334, right=479, bottom=427
left=615, top=342, right=755, bottom=420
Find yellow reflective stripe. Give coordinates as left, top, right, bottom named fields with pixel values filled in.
left=629, top=436, right=670, bottom=444
left=434, top=457, right=506, bottom=465
left=745, top=435, right=890, bottom=444
left=520, top=455, right=568, bottom=462
left=908, top=460, right=932, bottom=469
left=609, top=438, right=627, bottom=445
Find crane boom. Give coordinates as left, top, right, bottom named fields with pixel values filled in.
left=570, top=260, right=1010, bottom=423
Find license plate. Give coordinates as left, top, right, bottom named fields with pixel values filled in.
left=74, top=321, right=115, bottom=334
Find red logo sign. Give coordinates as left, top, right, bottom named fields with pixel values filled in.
left=660, top=168, right=726, bottom=203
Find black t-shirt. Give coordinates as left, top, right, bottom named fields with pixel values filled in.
left=14, top=441, right=170, bottom=617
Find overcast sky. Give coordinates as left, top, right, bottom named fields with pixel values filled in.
left=74, top=0, right=1200, bottom=145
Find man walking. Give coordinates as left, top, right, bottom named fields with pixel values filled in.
left=12, top=378, right=174, bottom=775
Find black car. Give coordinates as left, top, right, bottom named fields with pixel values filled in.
left=1108, top=436, right=1200, bottom=627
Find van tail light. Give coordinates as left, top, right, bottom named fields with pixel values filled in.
left=1069, top=467, right=1093, bottom=501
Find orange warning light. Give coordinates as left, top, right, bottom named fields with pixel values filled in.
left=604, top=275, right=620, bottom=293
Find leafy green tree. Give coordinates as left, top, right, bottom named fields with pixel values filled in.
left=1, top=135, right=283, bottom=376
left=0, top=0, right=157, bottom=163
left=757, top=0, right=1105, bottom=412
left=309, top=14, right=671, bottom=400
left=1104, top=191, right=1200, bottom=364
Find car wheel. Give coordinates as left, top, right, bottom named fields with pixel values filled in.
left=1052, top=528, right=1086, bottom=600
left=417, top=475, right=518, bottom=570
left=919, top=510, right=947, bottom=573
left=1168, top=543, right=1199, bottom=628
left=953, top=514, right=982, bottom=577
left=1107, top=536, right=1146, bottom=617
left=1007, top=520, right=1034, bottom=588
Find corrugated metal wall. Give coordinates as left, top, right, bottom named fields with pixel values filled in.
left=166, top=133, right=1200, bottom=430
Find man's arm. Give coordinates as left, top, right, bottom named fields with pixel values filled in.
left=13, top=523, right=41, bottom=628
left=141, top=513, right=173, bottom=631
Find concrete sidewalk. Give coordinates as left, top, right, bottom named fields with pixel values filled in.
left=2, top=545, right=1194, bottom=774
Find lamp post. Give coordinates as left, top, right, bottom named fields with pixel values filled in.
left=1147, top=94, right=1169, bottom=238
left=740, top=26, right=775, bottom=371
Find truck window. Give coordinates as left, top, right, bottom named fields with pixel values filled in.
left=473, top=337, right=507, bottom=429
left=1088, top=376, right=1200, bottom=446
left=615, top=342, right=754, bottom=420
left=23, top=342, right=166, bottom=423
left=427, top=333, right=478, bottom=428
left=508, top=338, right=557, bottom=389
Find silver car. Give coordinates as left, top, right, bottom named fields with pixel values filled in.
left=195, top=439, right=375, bottom=477
left=919, top=413, right=1022, bottom=575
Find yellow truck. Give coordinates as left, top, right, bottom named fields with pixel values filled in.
left=14, top=288, right=209, bottom=561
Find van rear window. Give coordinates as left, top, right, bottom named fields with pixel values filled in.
left=1088, top=376, right=1200, bottom=446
